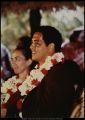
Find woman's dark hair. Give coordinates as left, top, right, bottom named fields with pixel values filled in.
left=15, top=36, right=37, bottom=69
left=15, top=36, right=32, bottom=60
left=13, top=47, right=32, bottom=60
left=34, top=26, right=63, bottom=52
left=17, top=36, right=31, bottom=50
left=13, top=47, right=37, bottom=70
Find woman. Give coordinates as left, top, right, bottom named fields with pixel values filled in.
left=1, top=46, right=32, bottom=118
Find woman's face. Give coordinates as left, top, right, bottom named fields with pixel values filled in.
left=11, top=50, right=29, bottom=74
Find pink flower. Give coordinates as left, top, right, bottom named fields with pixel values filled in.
left=61, top=58, right=64, bottom=64
left=51, top=59, right=57, bottom=64
left=1, top=103, right=7, bottom=109
left=26, top=90, right=29, bottom=94
left=32, top=79, right=40, bottom=86
left=41, top=68, right=48, bottom=75
left=7, top=89, right=13, bottom=95
left=16, top=83, right=22, bottom=88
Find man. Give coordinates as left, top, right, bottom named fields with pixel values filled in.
left=22, top=26, right=82, bottom=118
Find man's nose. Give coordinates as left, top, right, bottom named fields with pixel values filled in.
left=30, top=44, right=36, bottom=51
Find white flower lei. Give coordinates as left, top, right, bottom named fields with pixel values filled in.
left=19, top=52, right=64, bottom=96
left=1, top=76, right=28, bottom=104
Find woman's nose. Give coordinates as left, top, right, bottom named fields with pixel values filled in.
left=11, top=60, right=16, bottom=66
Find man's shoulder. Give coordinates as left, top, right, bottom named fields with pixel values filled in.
left=48, top=59, right=80, bottom=75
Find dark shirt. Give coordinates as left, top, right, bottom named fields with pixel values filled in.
left=6, top=60, right=82, bottom=118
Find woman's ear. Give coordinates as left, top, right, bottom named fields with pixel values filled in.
left=27, top=59, right=32, bottom=66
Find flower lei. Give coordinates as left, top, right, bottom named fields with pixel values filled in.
left=16, top=52, right=64, bottom=118
left=1, top=76, right=28, bottom=108
left=18, top=52, right=64, bottom=97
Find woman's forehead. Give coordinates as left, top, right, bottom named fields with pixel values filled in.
left=12, top=50, right=23, bottom=56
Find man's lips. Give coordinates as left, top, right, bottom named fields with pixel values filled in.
left=32, top=52, right=36, bottom=54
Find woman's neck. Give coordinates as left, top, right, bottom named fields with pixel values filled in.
left=18, top=69, right=29, bottom=81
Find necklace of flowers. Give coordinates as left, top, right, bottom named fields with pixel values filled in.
left=1, top=75, right=28, bottom=109
left=18, top=52, right=64, bottom=96
left=17, top=52, right=64, bottom=115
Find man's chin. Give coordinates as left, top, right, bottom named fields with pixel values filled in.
left=32, top=56, right=37, bottom=61
left=32, top=57, right=38, bottom=62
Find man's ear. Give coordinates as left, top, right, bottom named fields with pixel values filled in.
left=26, top=59, right=32, bottom=66
left=48, top=43, right=55, bottom=55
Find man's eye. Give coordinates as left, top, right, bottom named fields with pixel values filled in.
left=31, top=42, right=41, bottom=47
left=36, top=43, right=40, bottom=46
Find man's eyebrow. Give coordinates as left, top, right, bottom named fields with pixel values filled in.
left=32, top=39, right=39, bottom=42
left=32, top=40, right=41, bottom=43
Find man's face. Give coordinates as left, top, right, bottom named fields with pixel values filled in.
left=30, top=32, right=49, bottom=64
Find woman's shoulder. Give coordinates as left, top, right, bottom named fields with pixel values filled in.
left=7, top=75, right=17, bottom=81
left=2, top=76, right=16, bottom=85
left=1, top=76, right=16, bottom=87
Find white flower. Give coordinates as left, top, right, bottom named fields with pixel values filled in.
left=4, top=94, right=10, bottom=103
left=19, top=76, right=34, bottom=96
left=41, top=56, right=53, bottom=70
left=1, top=76, right=25, bottom=104
left=1, top=86, right=7, bottom=93
left=1, top=93, right=10, bottom=104
left=19, top=112, right=22, bottom=118
left=52, top=52, right=64, bottom=62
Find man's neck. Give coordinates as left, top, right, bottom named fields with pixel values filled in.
left=39, top=53, right=54, bottom=66
left=39, top=59, right=46, bottom=66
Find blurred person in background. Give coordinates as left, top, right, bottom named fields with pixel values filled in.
left=1, top=43, right=14, bottom=83
left=62, top=26, right=84, bottom=118
left=62, top=26, right=84, bottom=72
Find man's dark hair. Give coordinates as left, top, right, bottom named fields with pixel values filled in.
left=35, top=26, right=63, bottom=52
